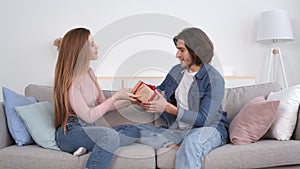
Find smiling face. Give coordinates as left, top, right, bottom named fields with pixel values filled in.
left=88, top=35, right=98, bottom=60
left=175, top=39, right=192, bottom=69
left=175, top=39, right=202, bottom=72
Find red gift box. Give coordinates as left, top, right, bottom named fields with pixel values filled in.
left=132, top=80, right=158, bottom=103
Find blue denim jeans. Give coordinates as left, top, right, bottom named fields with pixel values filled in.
left=55, top=117, right=140, bottom=169
left=134, top=124, right=188, bottom=149
left=134, top=124, right=226, bottom=169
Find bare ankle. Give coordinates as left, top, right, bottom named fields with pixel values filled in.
left=167, top=144, right=179, bottom=150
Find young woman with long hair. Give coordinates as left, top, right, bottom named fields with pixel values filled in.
left=53, top=27, right=140, bottom=169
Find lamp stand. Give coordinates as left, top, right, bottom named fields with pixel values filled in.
left=266, top=48, right=288, bottom=88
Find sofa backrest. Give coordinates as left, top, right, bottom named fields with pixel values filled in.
left=223, top=82, right=282, bottom=123
left=6, top=83, right=299, bottom=141
left=94, top=90, right=155, bottom=127
left=24, top=84, right=155, bottom=127
left=25, top=84, right=54, bottom=105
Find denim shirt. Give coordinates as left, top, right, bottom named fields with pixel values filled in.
left=157, top=64, right=229, bottom=142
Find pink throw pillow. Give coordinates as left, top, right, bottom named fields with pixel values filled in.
left=229, top=96, right=279, bottom=145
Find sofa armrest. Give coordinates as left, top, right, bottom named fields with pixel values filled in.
left=0, top=102, right=14, bottom=148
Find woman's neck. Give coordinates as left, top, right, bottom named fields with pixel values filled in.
left=73, top=67, right=90, bottom=78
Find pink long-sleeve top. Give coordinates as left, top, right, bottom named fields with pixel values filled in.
left=68, top=68, right=115, bottom=124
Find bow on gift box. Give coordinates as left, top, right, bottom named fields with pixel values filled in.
left=145, top=84, right=156, bottom=90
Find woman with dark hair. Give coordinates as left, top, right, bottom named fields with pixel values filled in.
left=133, top=27, right=229, bottom=168
left=53, top=27, right=140, bottom=169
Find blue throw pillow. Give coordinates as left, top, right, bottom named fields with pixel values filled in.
left=2, top=87, right=36, bottom=146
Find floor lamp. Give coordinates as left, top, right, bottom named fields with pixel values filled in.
left=256, top=10, right=294, bottom=88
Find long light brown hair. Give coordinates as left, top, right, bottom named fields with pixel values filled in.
left=53, top=28, right=91, bottom=133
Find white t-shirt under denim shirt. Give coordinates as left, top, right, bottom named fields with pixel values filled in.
left=175, top=69, right=197, bottom=130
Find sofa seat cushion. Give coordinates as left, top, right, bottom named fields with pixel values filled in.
left=0, top=144, right=156, bottom=169
left=110, top=143, right=156, bottom=169
left=0, top=145, right=83, bottom=169
left=203, top=140, right=300, bottom=169
left=156, top=148, right=176, bottom=169
left=156, top=140, right=300, bottom=169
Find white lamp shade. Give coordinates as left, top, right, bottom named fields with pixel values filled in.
left=257, top=10, right=294, bottom=43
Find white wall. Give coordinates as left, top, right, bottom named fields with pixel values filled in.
left=0, top=0, right=299, bottom=101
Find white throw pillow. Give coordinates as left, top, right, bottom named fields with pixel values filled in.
left=265, top=84, right=300, bottom=140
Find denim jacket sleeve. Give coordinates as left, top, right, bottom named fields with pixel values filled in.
left=156, top=65, right=182, bottom=128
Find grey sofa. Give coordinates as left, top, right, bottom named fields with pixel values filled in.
left=1, top=82, right=300, bottom=169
